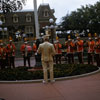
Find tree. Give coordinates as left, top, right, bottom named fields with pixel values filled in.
left=0, top=0, right=27, bottom=13
left=61, top=1, right=100, bottom=36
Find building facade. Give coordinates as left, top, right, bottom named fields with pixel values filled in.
left=0, top=4, right=56, bottom=41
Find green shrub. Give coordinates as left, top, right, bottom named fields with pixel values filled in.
left=0, top=64, right=98, bottom=81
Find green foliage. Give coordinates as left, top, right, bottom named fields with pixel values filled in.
left=54, top=64, right=98, bottom=77
left=0, top=0, right=27, bottom=13
left=0, top=67, right=43, bottom=80
left=0, top=64, right=98, bottom=81
left=61, top=1, right=100, bottom=35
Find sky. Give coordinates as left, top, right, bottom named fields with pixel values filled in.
left=23, top=0, right=100, bottom=23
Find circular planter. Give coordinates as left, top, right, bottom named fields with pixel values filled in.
left=0, top=64, right=99, bottom=83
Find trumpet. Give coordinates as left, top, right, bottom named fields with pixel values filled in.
left=10, top=46, right=15, bottom=56
left=0, top=49, right=6, bottom=59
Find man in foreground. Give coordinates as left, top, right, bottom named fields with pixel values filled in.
left=38, top=35, right=55, bottom=83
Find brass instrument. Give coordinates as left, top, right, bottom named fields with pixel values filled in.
left=24, top=45, right=28, bottom=57
left=0, top=48, right=6, bottom=59
left=55, top=43, right=58, bottom=53
left=96, top=43, right=100, bottom=49
left=10, top=45, right=15, bottom=56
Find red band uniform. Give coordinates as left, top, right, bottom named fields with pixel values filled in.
left=54, top=40, right=62, bottom=64
left=0, top=43, right=7, bottom=69
left=21, top=42, right=32, bottom=67
left=87, top=38, right=95, bottom=64
left=65, top=39, right=75, bottom=64
left=33, top=40, right=42, bottom=67
left=75, top=37, right=84, bottom=64
left=7, top=40, right=16, bottom=68
left=95, top=38, right=100, bottom=67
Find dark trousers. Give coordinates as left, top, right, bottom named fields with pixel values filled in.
left=0, top=59, right=6, bottom=69
left=67, top=53, right=74, bottom=64
left=6, top=55, right=9, bottom=68
left=9, top=56, right=15, bottom=68
left=77, top=52, right=83, bottom=64
left=88, top=53, right=94, bottom=64
left=35, top=54, right=42, bottom=67
left=95, top=54, right=100, bottom=67
left=24, top=56, right=30, bottom=67
left=55, top=54, right=62, bottom=64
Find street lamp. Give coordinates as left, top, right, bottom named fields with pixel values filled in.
left=49, top=18, right=54, bottom=43
left=49, top=18, right=54, bottom=24
left=43, top=18, right=57, bottom=43
left=0, top=20, right=8, bottom=40
left=40, top=33, right=44, bottom=37
left=0, top=20, right=3, bottom=25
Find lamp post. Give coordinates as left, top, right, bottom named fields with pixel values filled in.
left=0, top=20, right=3, bottom=39
left=0, top=20, right=8, bottom=40
left=43, top=18, right=57, bottom=43
left=0, top=20, right=3, bottom=25
left=33, top=0, right=40, bottom=38
left=40, top=32, right=44, bottom=37
left=3, top=27, right=8, bottom=40
left=49, top=18, right=54, bottom=43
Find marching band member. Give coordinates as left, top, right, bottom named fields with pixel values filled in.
left=75, top=35, right=84, bottom=64
left=94, top=36, right=100, bottom=67
left=20, top=38, right=32, bottom=67
left=65, top=35, right=75, bottom=64
left=86, top=33, right=95, bottom=64
left=54, top=37, right=62, bottom=64
left=0, top=40, right=6, bottom=69
left=7, top=38, right=16, bottom=68
left=5, top=44, right=9, bottom=68
left=33, top=40, right=37, bottom=61
left=33, top=38, right=42, bottom=67
left=33, top=41, right=37, bottom=55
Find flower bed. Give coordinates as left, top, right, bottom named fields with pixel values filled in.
left=0, top=64, right=98, bottom=81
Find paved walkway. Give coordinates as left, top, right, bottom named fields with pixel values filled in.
left=15, top=57, right=35, bottom=67
left=0, top=58, right=100, bottom=100
left=0, top=72, right=100, bottom=100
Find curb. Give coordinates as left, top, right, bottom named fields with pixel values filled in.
left=0, top=68, right=100, bottom=84
left=55, top=67, right=100, bottom=81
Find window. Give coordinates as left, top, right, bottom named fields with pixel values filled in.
left=13, top=14, right=18, bottom=23
left=42, top=9, right=49, bottom=17
left=0, top=15, right=5, bottom=23
left=25, top=26, right=34, bottom=33
left=26, top=13, right=32, bottom=22
left=25, top=26, right=34, bottom=37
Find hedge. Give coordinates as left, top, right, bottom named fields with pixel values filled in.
left=0, top=64, right=98, bottom=81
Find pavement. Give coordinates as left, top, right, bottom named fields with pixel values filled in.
left=15, top=57, right=36, bottom=67
left=0, top=72, right=100, bottom=100
left=0, top=57, right=100, bottom=100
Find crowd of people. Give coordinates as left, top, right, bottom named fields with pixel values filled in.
left=0, top=39, right=16, bottom=69
left=54, top=33, right=100, bottom=67
left=0, top=33, right=100, bottom=70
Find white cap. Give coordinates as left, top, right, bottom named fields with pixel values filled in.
left=89, top=37, right=92, bottom=40
left=68, top=39, right=71, bottom=41
left=24, top=41, right=28, bottom=44
left=0, top=43, right=3, bottom=45
left=95, top=37, right=98, bottom=40
left=77, top=37, right=80, bottom=39
left=56, top=40, right=59, bottom=43
left=10, top=40, right=12, bottom=42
